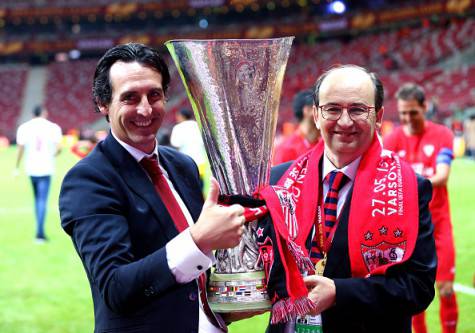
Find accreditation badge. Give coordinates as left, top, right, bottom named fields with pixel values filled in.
left=295, top=314, right=322, bottom=333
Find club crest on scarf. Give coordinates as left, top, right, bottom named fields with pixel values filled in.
left=256, top=236, right=274, bottom=282
left=361, top=240, right=406, bottom=272
left=274, top=187, right=298, bottom=239
left=274, top=158, right=308, bottom=240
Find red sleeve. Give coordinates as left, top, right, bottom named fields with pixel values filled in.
left=440, top=127, right=454, bottom=151
left=273, top=144, right=293, bottom=165
left=383, top=129, right=400, bottom=151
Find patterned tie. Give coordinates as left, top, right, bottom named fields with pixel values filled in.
left=310, top=170, right=349, bottom=265
left=140, top=156, right=225, bottom=330
left=323, top=170, right=349, bottom=239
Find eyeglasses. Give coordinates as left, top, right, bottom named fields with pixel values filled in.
left=318, top=103, right=375, bottom=121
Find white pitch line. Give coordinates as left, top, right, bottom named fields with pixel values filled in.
left=0, top=205, right=58, bottom=215
left=454, top=283, right=475, bottom=296
left=0, top=207, right=32, bottom=214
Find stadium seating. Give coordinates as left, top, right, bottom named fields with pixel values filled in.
left=44, top=60, right=98, bottom=131
left=0, top=66, right=28, bottom=140
left=2, top=17, right=474, bottom=138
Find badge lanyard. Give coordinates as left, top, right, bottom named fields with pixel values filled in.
left=294, top=176, right=343, bottom=333
left=314, top=180, right=342, bottom=276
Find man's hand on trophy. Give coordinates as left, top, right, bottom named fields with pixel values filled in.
left=303, top=275, right=336, bottom=315
left=190, top=177, right=246, bottom=254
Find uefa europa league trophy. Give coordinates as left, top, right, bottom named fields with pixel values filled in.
left=165, top=37, right=293, bottom=312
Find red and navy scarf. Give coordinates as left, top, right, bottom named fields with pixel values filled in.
left=258, top=134, right=419, bottom=323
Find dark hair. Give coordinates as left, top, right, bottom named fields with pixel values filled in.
left=395, top=82, right=425, bottom=106
left=33, top=105, right=43, bottom=117
left=92, top=43, right=170, bottom=114
left=313, top=64, right=384, bottom=112
left=292, top=89, right=314, bottom=121
left=178, top=108, right=193, bottom=120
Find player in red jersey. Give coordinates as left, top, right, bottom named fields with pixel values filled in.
left=384, top=83, right=458, bottom=333
left=272, top=89, right=320, bottom=165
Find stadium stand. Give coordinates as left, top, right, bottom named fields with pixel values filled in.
left=44, top=60, right=97, bottom=132
left=0, top=66, right=28, bottom=140
left=0, top=1, right=474, bottom=139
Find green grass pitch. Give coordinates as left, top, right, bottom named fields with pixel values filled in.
left=0, top=146, right=473, bottom=332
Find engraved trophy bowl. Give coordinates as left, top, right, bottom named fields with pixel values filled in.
left=165, top=37, right=294, bottom=312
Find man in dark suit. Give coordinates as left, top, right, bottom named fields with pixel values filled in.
left=258, top=65, right=437, bottom=333
left=59, top=43, right=247, bottom=333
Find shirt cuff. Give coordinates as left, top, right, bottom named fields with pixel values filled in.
left=166, top=228, right=214, bottom=283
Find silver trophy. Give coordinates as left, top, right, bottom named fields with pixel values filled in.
left=165, top=38, right=293, bottom=312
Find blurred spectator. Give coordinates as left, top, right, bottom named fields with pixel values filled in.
left=15, top=105, right=62, bottom=243
left=451, top=119, right=464, bottom=136
left=382, top=53, right=399, bottom=71
left=70, top=130, right=101, bottom=159
left=0, top=135, right=10, bottom=151
left=427, top=96, right=439, bottom=121
left=384, top=83, right=458, bottom=333
left=157, top=127, right=172, bottom=147
left=464, top=114, right=475, bottom=159
left=170, top=108, right=207, bottom=175
left=272, top=89, right=320, bottom=165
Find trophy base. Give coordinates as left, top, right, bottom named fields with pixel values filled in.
left=207, top=271, right=271, bottom=313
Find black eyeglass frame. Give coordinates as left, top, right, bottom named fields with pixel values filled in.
left=317, top=103, right=376, bottom=121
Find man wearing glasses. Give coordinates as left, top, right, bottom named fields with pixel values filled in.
left=257, top=65, right=437, bottom=333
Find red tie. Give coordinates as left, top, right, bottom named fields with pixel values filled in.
left=140, top=156, right=189, bottom=233
left=140, top=156, right=226, bottom=331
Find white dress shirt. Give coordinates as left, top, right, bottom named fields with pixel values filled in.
left=112, top=132, right=222, bottom=333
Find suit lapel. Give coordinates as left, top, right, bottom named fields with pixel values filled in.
left=325, top=187, right=353, bottom=278
left=101, top=134, right=179, bottom=241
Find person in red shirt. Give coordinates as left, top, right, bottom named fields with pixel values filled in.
left=384, top=83, right=457, bottom=333
left=273, top=89, right=320, bottom=165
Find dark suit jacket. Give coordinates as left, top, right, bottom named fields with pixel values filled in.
left=266, top=162, right=437, bottom=333
left=59, top=134, right=205, bottom=333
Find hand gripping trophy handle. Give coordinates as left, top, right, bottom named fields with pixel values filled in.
left=166, top=37, right=294, bottom=312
